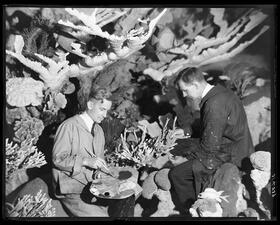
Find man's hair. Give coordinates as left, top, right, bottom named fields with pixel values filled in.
left=88, top=85, right=112, bottom=103
left=176, top=67, right=205, bottom=84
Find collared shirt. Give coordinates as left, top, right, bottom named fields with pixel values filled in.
left=79, top=112, right=94, bottom=132
left=202, top=83, right=214, bottom=99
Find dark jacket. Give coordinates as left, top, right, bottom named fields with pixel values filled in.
left=170, top=84, right=254, bottom=193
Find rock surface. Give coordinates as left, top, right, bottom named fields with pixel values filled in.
left=210, top=163, right=247, bottom=217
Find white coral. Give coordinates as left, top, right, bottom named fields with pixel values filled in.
left=144, top=8, right=269, bottom=82
left=244, top=97, right=271, bottom=146
left=198, top=188, right=229, bottom=203
left=58, top=8, right=167, bottom=70
left=250, top=169, right=270, bottom=192
left=6, top=36, right=78, bottom=91
left=6, top=77, right=44, bottom=107
left=250, top=151, right=271, bottom=172
left=190, top=188, right=229, bottom=217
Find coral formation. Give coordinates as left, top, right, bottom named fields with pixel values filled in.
left=6, top=189, right=55, bottom=217
left=6, top=138, right=46, bottom=180
left=189, top=188, right=229, bottom=217
left=244, top=97, right=271, bottom=146
left=6, top=77, right=44, bottom=107
left=13, top=116, right=44, bottom=144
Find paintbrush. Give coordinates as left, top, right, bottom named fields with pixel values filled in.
left=84, top=147, right=117, bottom=178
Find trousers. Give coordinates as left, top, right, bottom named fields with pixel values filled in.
left=168, top=160, right=196, bottom=211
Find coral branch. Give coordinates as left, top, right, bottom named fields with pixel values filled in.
left=6, top=190, right=55, bottom=217
left=58, top=8, right=167, bottom=71
left=144, top=8, right=269, bottom=82
left=6, top=35, right=79, bottom=91
left=6, top=138, right=46, bottom=181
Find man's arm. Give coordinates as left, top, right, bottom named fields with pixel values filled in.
left=198, top=99, right=229, bottom=169
left=200, top=99, right=228, bottom=153
left=52, top=122, right=108, bottom=176
left=52, top=122, right=86, bottom=176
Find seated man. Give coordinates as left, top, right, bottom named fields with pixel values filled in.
left=168, top=67, right=254, bottom=214
left=51, top=86, right=113, bottom=217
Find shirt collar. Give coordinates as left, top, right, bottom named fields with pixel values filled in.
left=202, top=83, right=214, bottom=99
left=79, top=112, right=94, bottom=132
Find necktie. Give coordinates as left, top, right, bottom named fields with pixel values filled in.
left=91, top=123, right=95, bottom=137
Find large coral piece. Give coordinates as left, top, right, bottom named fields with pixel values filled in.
left=244, top=96, right=271, bottom=146
left=249, top=151, right=271, bottom=219
left=6, top=35, right=79, bottom=91
left=144, top=8, right=269, bottom=82
left=6, top=77, right=44, bottom=107
left=13, top=116, right=44, bottom=145
left=6, top=138, right=46, bottom=180
left=115, top=116, right=188, bottom=168
left=58, top=8, right=167, bottom=71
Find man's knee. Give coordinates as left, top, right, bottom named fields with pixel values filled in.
left=169, top=161, right=193, bottom=182
left=60, top=196, right=108, bottom=217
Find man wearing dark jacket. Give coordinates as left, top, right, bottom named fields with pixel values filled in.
left=168, top=67, right=254, bottom=214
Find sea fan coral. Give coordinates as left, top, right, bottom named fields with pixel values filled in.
left=6, top=77, right=44, bottom=107
left=13, top=116, right=44, bottom=144
left=6, top=189, right=55, bottom=217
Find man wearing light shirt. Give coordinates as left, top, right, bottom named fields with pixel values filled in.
left=52, top=86, right=112, bottom=217
left=168, top=67, right=254, bottom=215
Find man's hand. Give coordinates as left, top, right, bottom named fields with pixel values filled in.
left=171, top=128, right=190, bottom=139
left=83, top=157, right=109, bottom=171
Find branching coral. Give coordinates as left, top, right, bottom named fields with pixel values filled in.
left=6, top=190, right=55, bottom=217
left=114, top=117, right=188, bottom=168
left=6, top=77, right=44, bottom=107
left=143, top=8, right=269, bottom=82
left=13, top=116, right=44, bottom=145
left=189, top=188, right=229, bottom=217
left=6, top=35, right=79, bottom=91
left=6, top=138, right=46, bottom=181
left=58, top=8, right=167, bottom=70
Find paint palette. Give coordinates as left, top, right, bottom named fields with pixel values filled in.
left=90, top=167, right=138, bottom=199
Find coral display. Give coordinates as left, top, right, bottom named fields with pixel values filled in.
left=6, top=190, right=55, bottom=217
left=13, top=116, right=44, bottom=144
left=6, top=77, right=44, bottom=107
left=6, top=138, right=46, bottom=180
left=4, top=6, right=273, bottom=218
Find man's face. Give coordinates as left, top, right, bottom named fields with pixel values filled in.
left=178, top=80, right=201, bottom=100
left=87, top=99, right=112, bottom=123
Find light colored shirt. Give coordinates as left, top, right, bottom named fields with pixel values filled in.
left=79, top=112, right=94, bottom=132
left=202, top=83, right=214, bottom=99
